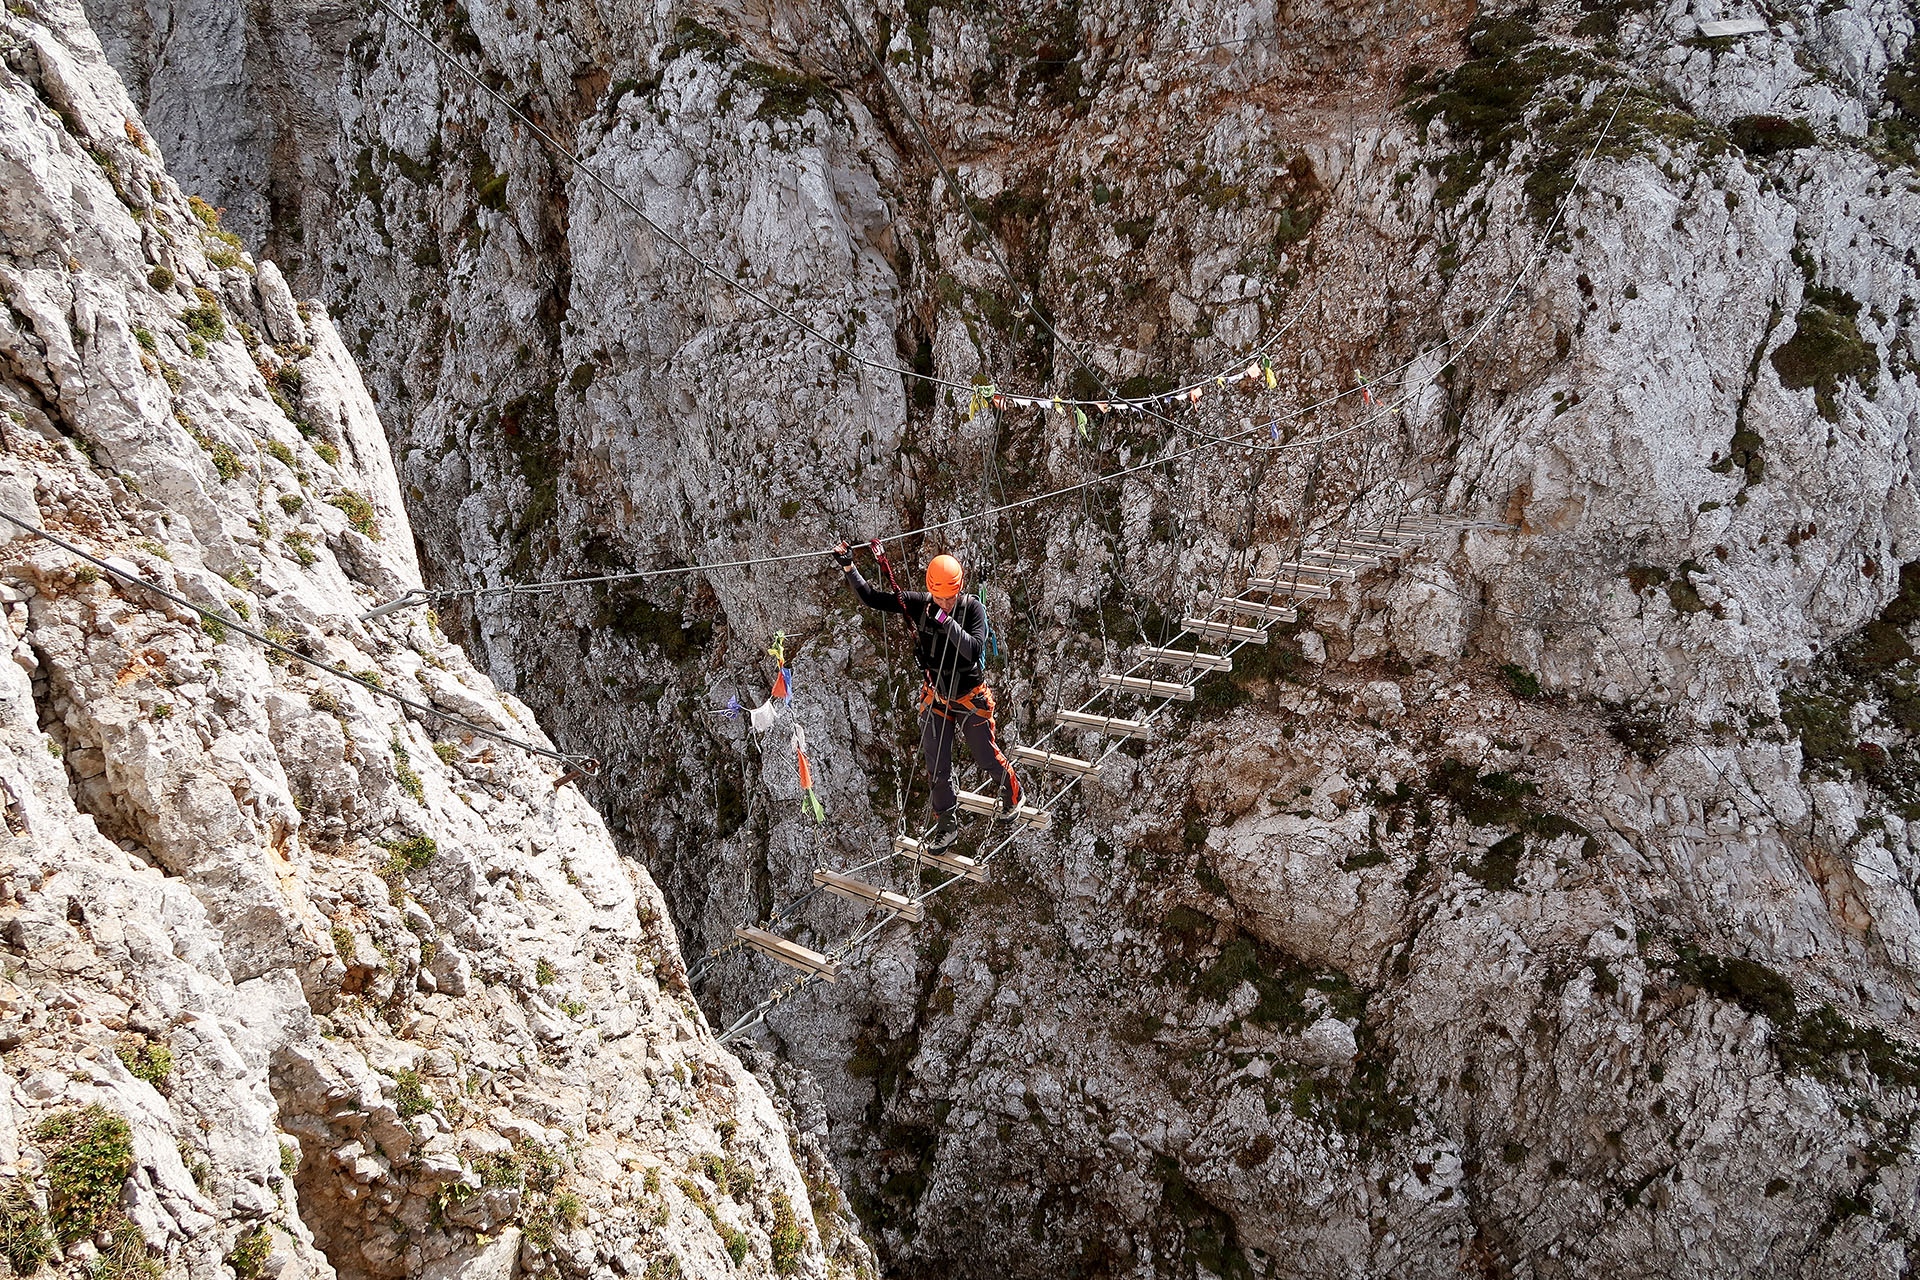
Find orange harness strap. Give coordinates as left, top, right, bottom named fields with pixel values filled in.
left=920, top=681, right=993, bottom=722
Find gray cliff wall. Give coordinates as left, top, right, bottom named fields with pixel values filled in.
left=0, top=3, right=871, bottom=1277
left=84, top=0, right=1920, bottom=1275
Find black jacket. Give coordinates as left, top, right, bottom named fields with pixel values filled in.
left=845, top=567, right=988, bottom=698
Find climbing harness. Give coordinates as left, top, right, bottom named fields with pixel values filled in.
left=919, top=681, right=995, bottom=723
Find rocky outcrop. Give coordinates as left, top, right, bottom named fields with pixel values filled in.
left=85, top=0, right=1920, bottom=1275
left=0, top=5, right=869, bottom=1278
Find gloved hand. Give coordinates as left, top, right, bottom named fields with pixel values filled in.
left=833, top=542, right=854, bottom=568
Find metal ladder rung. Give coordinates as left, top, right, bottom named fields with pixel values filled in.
left=1011, top=745, right=1102, bottom=777
left=812, top=869, right=923, bottom=922
left=734, top=926, right=839, bottom=981
left=1054, top=709, right=1156, bottom=739
left=1098, top=673, right=1195, bottom=701
left=893, top=835, right=988, bottom=881
left=1182, top=618, right=1267, bottom=643
left=955, top=788, right=1052, bottom=829
left=1138, top=646, right=1232, bottom=672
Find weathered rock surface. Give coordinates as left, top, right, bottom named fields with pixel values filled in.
left=0, top=5, right=870, bottom=1277
left=85, top=0, right=1920, bottom=1275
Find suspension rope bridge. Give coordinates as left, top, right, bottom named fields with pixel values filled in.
left=16, top=0, right=1639, bottom=1036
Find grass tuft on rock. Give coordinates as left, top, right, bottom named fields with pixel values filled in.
left=33, top=1105, right=134, bottom=1245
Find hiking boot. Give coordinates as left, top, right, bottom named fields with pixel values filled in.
left=927, top=810, right=961, bottom=850
left=995, top=776, right=1024, bottom=824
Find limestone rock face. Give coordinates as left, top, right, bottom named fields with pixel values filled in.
left=87, top=0, right=1920, bottom=1275
left=0, top=5, right=868, bottom=1278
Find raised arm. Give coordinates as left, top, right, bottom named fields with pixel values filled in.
left=836, top=544, right=906, bottom=615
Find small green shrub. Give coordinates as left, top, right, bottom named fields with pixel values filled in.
left=535, top=958, right=556, bottom=985
left=180, top=288, right=225, bottom=344
left=34, top=1105, right=134, bottom=1244
left=313, top=442, right=340, bottom=466
left=266, top=440, right=295, bottom=467
left=114, top=1036, right=173, bottom=1092
left=146, top=265, right=175, bottom=291
left=277, top=494, right=303, bottom=514
left=392, top=737, right=423, bottom=800
left=210, top=442, right=245, bottom=480
left=1498, top=663, right=1543, bottom=700
left=326, top=490, right=380, bottom=539
left=382, top=834, right=437, bottom=870
left=132, top=327, right=157, bottom=352
left=281, top=529, right=317, bottom=567
left=769, top=1191, right=805, bottom=1273
left=200, top=616, right=227, bottom=644
left=392, top=1069, right=434, bottom=1118
left=228, top=1225, right=272, bottom=1279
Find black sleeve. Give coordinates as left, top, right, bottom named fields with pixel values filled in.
left=845, top=566, right=907, bottom=616
left=930, top=597, right=986, bottom=663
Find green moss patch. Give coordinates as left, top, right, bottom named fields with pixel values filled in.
left=1672, top=942, right=1920, bottom=1087
left=1780, top=562, right=1920, bottom=816
left=1771, top=288, right=1879, bottom=422
left=1729, top=114, right=1815, bottom=155
left=1427, top=759, right=1589, bottom=886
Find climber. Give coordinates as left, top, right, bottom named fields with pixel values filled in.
left=834, top=543, right=1021, bottom=849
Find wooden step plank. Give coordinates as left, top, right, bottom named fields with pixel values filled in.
left=812, top=868, right=924, bottom=922
left=1138, top=646, right=1232, bottom=672
left=1325, top=538, right=1409, bottom=557
left=1011, top=745, right=1102, bottom=777
left=1098, top=673, right=1195, bottom=701
left=1054, top=708, right=1156, bottom=739
left=1244, top=580, right=1333, bottom=600
left=1224, top=596, right=1307, bottom=618
left=1183, top=617, right=1267, bottom=643
left=1264, top=560, right=1356, bottom=582
left=735, top=926, right=839, bottom=981
left=893, top=835, right=988, bottom=882
left=1349, top=525, right=1436, bottom=541
left=955, top=787, right=1052, bottom=829
left=1296, top=549, right=1380, bottom=569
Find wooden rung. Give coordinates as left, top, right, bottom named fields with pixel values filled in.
left=1297, top=549, right=1380, bottom=568
left=1225, top=596, right=1306, bottom=617
left=1183, top=617, right=1267, bottom=643
left=812, top=869, right=923, bottom=922
left=1012, top=745, right=1102, bottom=777
left=1326, top=538, right=1409, bottom=557
left=734, top=926, right=838, bottom=981
left=1098, top=673, right=1195, bottom=701
left=955, top=788, right=1052, bottom=829
left=1265, top=560, right=1355, bottom=581
left=1138, top=647, right=1232, bottom=672
left=1244, top=581, right=1332, bottom=600
left=1350, top=525, right=1434, bottom=541
left=1054, top=708, right=1155, bottom=739
left=893, top=835, right=988, bottom=882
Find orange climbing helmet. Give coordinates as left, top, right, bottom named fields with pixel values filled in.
left=925, top=554, right=965, bottom=596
